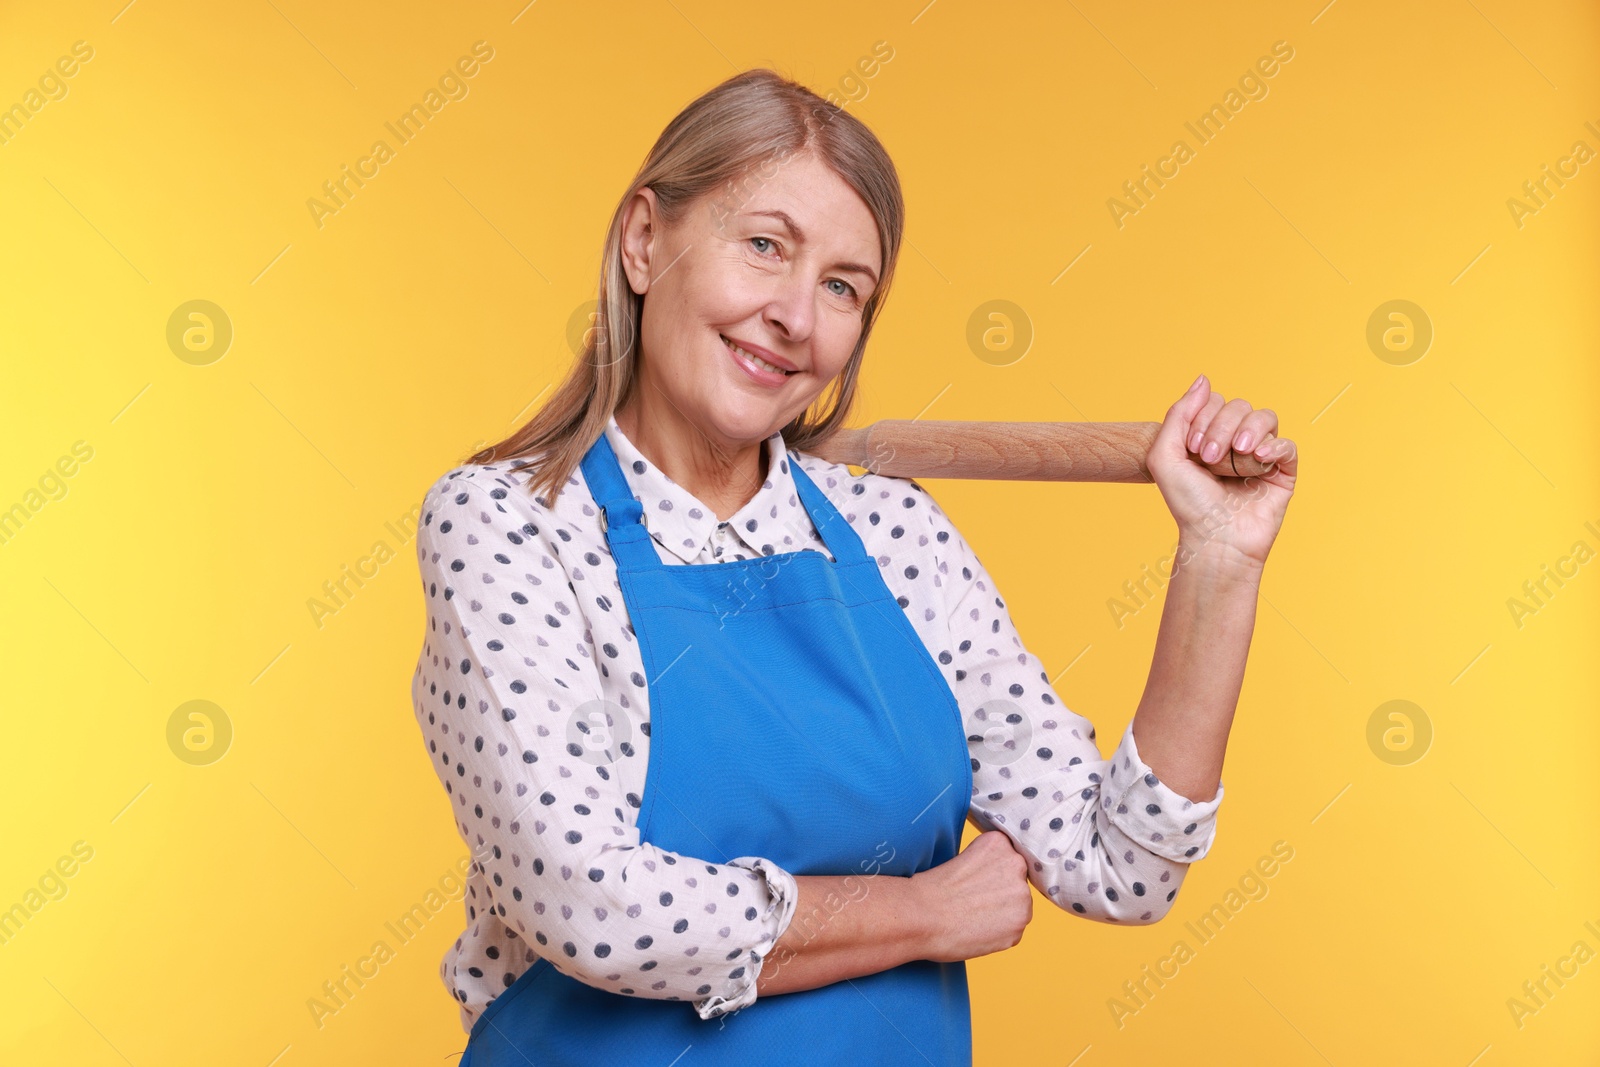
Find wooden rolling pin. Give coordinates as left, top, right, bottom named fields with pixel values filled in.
left=810, top=420, right=1275, bottom=482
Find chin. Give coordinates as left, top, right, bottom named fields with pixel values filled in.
left=697, top=400, right=788, bottom=447
left=708, top=412, right=780, bottom=446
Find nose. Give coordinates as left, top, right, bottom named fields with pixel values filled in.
left=761, top=272, right=817, bottom=342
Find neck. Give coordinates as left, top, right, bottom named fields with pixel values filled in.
left=614, top=394, right=769, bottom=522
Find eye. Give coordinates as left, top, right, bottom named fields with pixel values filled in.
left=747, top=235, right=858, bottom=302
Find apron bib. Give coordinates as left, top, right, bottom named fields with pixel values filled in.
left=458, top=431, right=975, bottom=1066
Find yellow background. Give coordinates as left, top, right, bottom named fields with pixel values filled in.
left=3, top=0, right=1597, bottom=1063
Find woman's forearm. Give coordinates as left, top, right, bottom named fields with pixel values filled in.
left=751, top=542, right=1265, bottom=999
left=1129, top=537, right=1264, bottom=803
left=755, top=874, right=930, bottom=996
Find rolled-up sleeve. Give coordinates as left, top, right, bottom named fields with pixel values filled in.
left=1102, top=717, right=1224, bottom=864
left=911, top=479, right=1224, bottom=924
left=412, top=474, right=799, bottom=1019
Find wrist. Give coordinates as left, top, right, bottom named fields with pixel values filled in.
left=901, top=871, right=945, bottom=963
left=1173, top=535, right=1266, bottom=583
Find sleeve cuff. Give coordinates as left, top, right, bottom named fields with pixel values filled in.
left=1102, top=719, right=1224, bottom=864
left=690, top=856, right=799, bottom=1021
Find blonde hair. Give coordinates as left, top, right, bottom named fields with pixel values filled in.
left=466, top=68, right=906, bottom=506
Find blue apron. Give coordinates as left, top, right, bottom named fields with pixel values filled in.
left=457, top=431, right=975, bottom=1066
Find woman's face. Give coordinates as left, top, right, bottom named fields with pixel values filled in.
left=619, top=151, right=883, bottom=453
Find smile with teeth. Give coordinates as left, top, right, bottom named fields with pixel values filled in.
left=723, top=335, right=794, bottom=376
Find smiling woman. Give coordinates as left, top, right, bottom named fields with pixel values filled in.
left=412, top=65, right=1284, bottom=1067
left=464, top=69, right=903, bottom=516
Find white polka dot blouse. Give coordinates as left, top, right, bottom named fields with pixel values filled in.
left=410, top=413, right=1225, bottom=1032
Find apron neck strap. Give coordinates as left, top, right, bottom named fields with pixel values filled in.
left=789, top=456, right=870, bottom=565
left=578, top=431, right=658, bottom=571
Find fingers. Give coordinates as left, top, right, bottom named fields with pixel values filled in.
left=1265, top=434, right=1298, bottom=477
left=1189, top=396, right=1249, bottom=464
left=1229, top=407, right=1277, bottom=455
left=1184, top=394, right=1283, bottom=466
left=1247, top=432, right=1297, bottom=478
left=1165, top=377, right=1286, bottom=466
left=1166, top=375, right=1294, bottom=480
left=1167, top=373, right=1211, bottom=422
left=1156, top=374, right=1213, bottom=458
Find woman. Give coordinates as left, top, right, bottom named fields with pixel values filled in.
left=410, top=68, right=1296, bottom=1066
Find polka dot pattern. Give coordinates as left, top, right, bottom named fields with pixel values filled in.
left=410, top=414, right=1224, bottom=1033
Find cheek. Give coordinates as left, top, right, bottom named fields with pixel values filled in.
left=821, top=322, right=861, bottom=374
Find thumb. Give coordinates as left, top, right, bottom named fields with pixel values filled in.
left=1155, top=373, right=1211, bottom=456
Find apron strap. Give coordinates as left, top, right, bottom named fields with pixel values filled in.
left=579, top=431, right=661, bottom=572
left=789, top=456, right=870, bottom=566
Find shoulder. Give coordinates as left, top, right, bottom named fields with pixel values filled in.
left=413, top=456, right=600, bottom=558
left=417, top=457, right=539, bottom=512
left=791, top=450, right=990, bottom=637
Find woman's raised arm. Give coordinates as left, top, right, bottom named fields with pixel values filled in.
left=895, top=476, right=1226, bottom=924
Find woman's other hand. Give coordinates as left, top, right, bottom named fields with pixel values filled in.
left=1147, top=373, right=1299, bottom=568
left=911, top=830, right=1035, bottom=963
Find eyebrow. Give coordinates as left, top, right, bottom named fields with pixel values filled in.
left=743, top=209, right=880, bottom=287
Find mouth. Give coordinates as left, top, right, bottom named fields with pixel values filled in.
left=722, top=334, right=797, bottom=382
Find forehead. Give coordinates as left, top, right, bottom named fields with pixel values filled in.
left=724, top=154, right=880, bottom=265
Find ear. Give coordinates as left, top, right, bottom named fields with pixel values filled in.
left=620, top=187, right=661, bottom=297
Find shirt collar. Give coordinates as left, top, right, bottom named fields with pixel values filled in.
left=602, top=414, right=810, bottom=564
